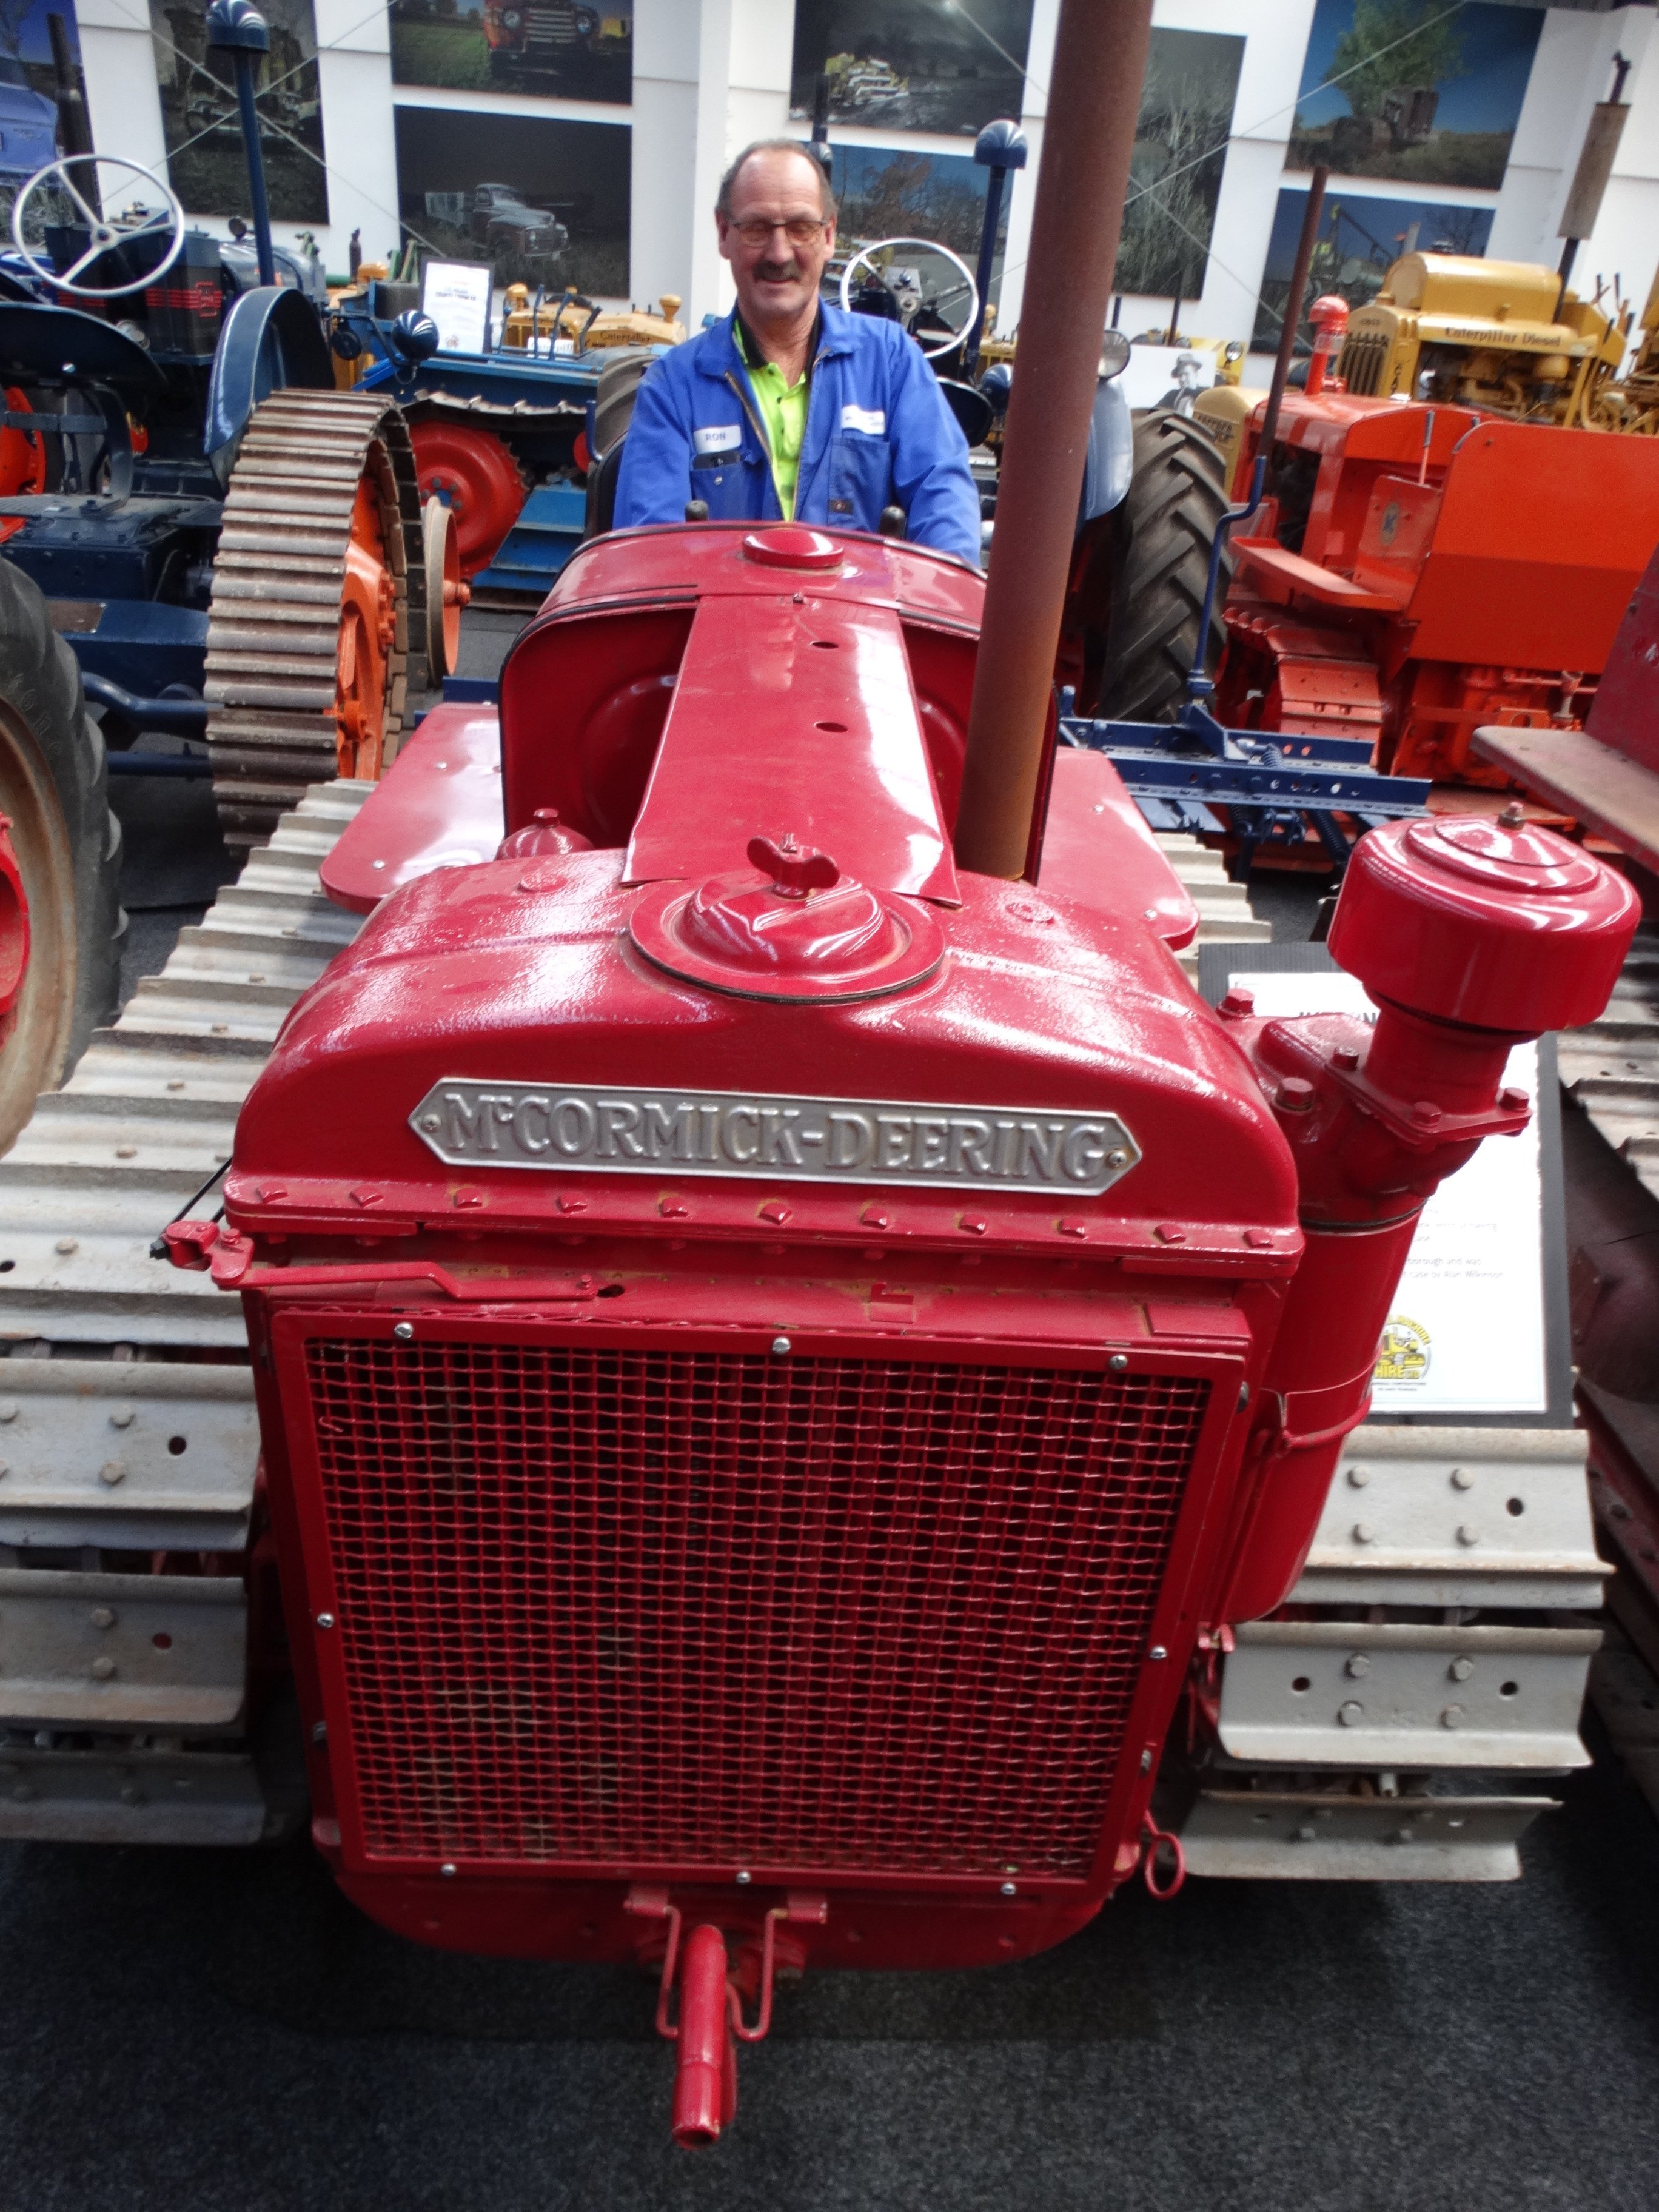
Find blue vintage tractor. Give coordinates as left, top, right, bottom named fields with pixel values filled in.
left=0, top=1, right=426, bottom=1141
left=335, top=277, right=683, bottom=596
left=0, top=139, right=425, bottom=843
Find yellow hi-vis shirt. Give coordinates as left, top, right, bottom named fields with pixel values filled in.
left=740, top=344, right=811, bottom=520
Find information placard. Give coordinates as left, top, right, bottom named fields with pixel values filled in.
left=420, top=260, right=493, bottom=356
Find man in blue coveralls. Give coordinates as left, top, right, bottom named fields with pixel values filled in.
left=613, top=139, right=982, bottom=567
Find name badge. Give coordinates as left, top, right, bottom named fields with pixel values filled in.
left=412, top=1081, right=1140, bottom=1195
left=692, top=423, right=743, bottom=455
left=840, top=406, right=886, bottom=435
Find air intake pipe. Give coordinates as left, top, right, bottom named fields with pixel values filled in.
left=1219, top=808, right=1638, bottom=1620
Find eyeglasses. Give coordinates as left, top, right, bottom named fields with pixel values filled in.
left=729, top=216, right=827, bottom=247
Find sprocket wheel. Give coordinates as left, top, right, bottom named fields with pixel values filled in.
left=411, top=420, right=529, bottom=580
left=203, top=390, right=425, bottom=848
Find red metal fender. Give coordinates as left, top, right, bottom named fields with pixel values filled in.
left=320, top=704, right=506, bottom=914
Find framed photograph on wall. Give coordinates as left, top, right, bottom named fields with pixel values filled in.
left=394, top=106, right=630, bottom=299
left=1253, top=184, right=1495, bottom=351
left=149, top=0, right=328, bottom=223
left=389, top=0, right=631, bottom=102
left=1290, top=0, right=1543, bottom=192
left=1114, top=28, right=1245, bottom=304
left=790, top=0, right=1034, bottom=138
left=0, top=0, right=89, bottom=209
left=825, top=144, right=1010, bottom=263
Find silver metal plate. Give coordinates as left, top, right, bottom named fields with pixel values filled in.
left=0, top=1359, right=258, bottom=1550
left=1290, top=1426, right=1606, bottom=1609
left=0, top=1743, right=267, bottom=1844
left=410, top=1081, right=1141, bottom=1195
left=0, top=782, right=374, bottom=1349
left=0, top=1566, right=246, bottom=1728
left=1218, top=1620, right=1600, bottom=1768
left=1177, top=1788, right=1553, bottom=1880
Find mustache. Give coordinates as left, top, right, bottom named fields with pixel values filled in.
left=754, top=257, right=801, bottom=281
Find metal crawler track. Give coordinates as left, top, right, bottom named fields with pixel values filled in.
left=1158, top=831, right=1271, bottom=971
left=1175, top=1425, right=1607, bottom=1882
left=204, top=392, right=424, bottom=851
left=0, top=780, right=372, bottom=1842
left=1557, top=919, right=1659, bottom=1199
left=0, top=807, right=1261, bottom=1841
left=1557, top=922, right=1659, bottom=1823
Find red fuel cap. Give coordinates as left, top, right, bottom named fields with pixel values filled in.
left=496, top=806, right=591, bottom=860
left=1328, top=806, right=1638, bottom=1033
left=742, top=525, right=844, bottom=571
left=1406, top=812, right=1601, bottom=893
left=630, top=833, right=943, bottom=1004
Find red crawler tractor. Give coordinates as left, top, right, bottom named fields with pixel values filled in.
left=0, top=0, right=1575, bottom=2150
left=163, top=508, right=1635, bottom=2140
left=1208, top=385, right=1659, bottom=790
left=121, top=0, right=1635, bottom=2152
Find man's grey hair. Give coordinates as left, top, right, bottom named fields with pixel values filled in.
left=716, top=139, right=837, bottom=222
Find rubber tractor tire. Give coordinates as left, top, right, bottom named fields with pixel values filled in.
left=1092, top=408, right=1233, bottom=724
left=0, top=557, right=124, bottom=1153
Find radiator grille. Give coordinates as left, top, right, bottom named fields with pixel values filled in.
left=523, top=6, right=580, bottom=42
left=1338, top=331, right=1391, bottom=397
left=303, top=1339, right=1211, bottom=1878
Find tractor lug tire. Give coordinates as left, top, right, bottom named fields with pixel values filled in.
left=1094, top=407, right=1233, bottom=724
left=0, top=556, right=124, bottom=1155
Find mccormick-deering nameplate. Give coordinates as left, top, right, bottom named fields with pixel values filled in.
left=411, top=1082, right=1141, bottom=1195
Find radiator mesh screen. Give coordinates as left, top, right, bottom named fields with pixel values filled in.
left=304, top=1339, right=1210, bottom=1877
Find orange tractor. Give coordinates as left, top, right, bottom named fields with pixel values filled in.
left=1201, top=264, right=1659, bottom=795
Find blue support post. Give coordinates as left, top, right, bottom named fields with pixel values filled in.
left=967, top=121, right=1027, bottom=377
left=205, top=0, right=275, bottom=289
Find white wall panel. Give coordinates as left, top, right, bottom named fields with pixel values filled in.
left=76, top=0, right=169, bottom=179
left=632, top=0, right=700, bottom=313
left=63, top=0, right=1659, bottom=359
left=313, top=47, right=401, bottom=269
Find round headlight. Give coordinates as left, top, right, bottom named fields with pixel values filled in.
left=1099, top=328, right=1131, bottom=380
left=502, top=9, right=521, bottom=24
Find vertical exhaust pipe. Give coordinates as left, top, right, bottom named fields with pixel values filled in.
left=953, top=0, right=1155, bottom=880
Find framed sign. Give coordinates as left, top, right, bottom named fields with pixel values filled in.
left=420, top=260, right=493, bottom=355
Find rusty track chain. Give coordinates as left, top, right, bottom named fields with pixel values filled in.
left=203, top=390, right=426, bottom=849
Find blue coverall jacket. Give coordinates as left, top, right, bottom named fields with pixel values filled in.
left=612, top=304, right=982, bottom=568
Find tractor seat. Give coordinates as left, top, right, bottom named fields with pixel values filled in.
left=585, top=435, right=626, bottom=538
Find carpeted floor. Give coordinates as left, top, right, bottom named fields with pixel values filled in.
left=0, top=1737, right=1654, bottom=2212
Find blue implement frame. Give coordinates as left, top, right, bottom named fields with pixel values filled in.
left=1061, top=694, right=1430, bottom=875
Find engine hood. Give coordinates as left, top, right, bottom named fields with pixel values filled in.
left=228, top=846, right=1299, bottom=1267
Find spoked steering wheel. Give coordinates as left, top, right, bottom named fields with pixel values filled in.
left=11, top=156, right=187, bottom=300
left=839, top=236, right=980, bottom=360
